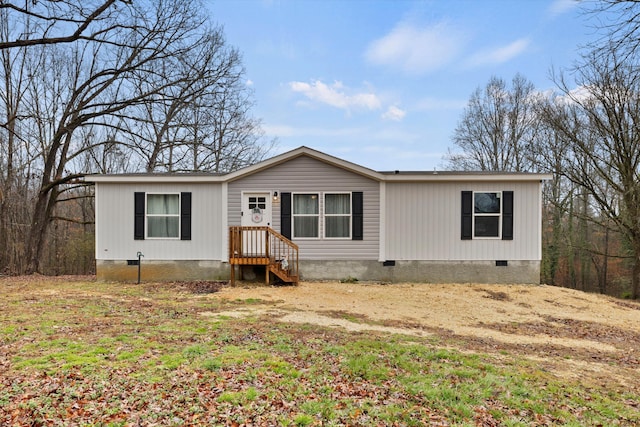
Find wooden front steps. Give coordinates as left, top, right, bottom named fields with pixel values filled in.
left=228, top=226, right=299, bottom=286
left=268, top=261, right=299, bottom=284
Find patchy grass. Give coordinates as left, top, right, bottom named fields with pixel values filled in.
left=0, top=276, right=638, bottom=426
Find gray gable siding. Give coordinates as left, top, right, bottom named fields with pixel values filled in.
left=228, top=155, right=380, bottom=260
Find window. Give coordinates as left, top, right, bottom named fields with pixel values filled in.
left=461, top=190, right=513, bottom=241
left=147, top=193, right=180, bottom=238
left=474, top=192, right=501, bottom=238
left=293, top=194, right=319, bottom=238
left=325, top=193, right=351, bottom=238
left=134, top=192, right=191, bottom=241
left=248, top=196, right=266, bottom=210
left=280, top=192, right=363, bottom=241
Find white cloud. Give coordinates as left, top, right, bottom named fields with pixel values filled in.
left=262, top=124, right=295, bottom=137
left=381, top=105, right=406, bottom=121
left=568, top=85, right=593, bottom=101
left=548, top=0, right=579, bottom=18
left=365, top=21, right=465, bottom=74
left=289, top=80, right=382, bottom=111
left=552, top=85, right=594, bottom=106
left=466, top=38, right=531, bottom=67
left=246, top=79, right=254, bottom=86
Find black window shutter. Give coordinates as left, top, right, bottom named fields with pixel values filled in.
left=461, top=191, right=472, bottom=240
left=134, top=192, right=145, bottom=240
left=502, top=191, right=513, bottom=240
left=281, top=192, right=291, bottom=239
left=352, top=191, right=363, bottom=240
left=181, top=192, right=192, bottom=241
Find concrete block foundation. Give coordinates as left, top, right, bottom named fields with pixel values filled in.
left=97, top=259, right=540, bottom=284
left=96, top=260, right=229, bottom=282
left=298, top=260, right=541, bottom=284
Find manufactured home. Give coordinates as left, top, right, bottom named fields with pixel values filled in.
left=87, top=146, right=551, bottom=284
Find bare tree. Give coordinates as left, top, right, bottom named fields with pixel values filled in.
left=183, top=72, right=274, bottom=173
left=541, top=47, right=640, bottom=298
left=81, top=126, right=134, bottom=175
left=445, top=74, right=541, bottom=172
left=586, top=0, right=640, bottom=62
left=0, top=10, right=40, bottom=273
left=0, top=0, right=127, bottom=50
left=0, top=0, right=273, bottom=275
left=537, top=124, right=574, bottom=286
left=18, top=0, right=250, bottom=273
left=121, top=27, right=242, bottom=172
left=119, top=27, right=272, bottom=174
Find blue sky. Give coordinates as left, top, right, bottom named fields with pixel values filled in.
left=207, top=0, right=594, bottom=171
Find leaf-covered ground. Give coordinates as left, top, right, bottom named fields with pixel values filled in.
left=1, top=276, right=639, bottom=426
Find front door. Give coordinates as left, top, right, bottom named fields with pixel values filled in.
left=240, top=193, right=271, bottom=257
left=241, top=192, right=271, bottom=227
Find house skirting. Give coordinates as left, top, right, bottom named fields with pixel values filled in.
left=96, top=259, right=540, bottom=284
left=96, top=260, right=228, bottom=282
left=298, top=260, right=541, bottom=284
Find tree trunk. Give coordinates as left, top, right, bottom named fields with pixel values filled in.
left=0, top=195, right=6, bottom=273
left=632, top=236, right=640, bottom=300
left=632, top=255, right=640, bottom=300
left=579, top=188, right=589, bottom=291
left=25, top=186, right=57, bottom=274
left=601, top=224, right=609, bottom=294
left=1, top=110, right=17, bottom=273
left=546, top=198, right=563, bottom=286
left=567, top=195, right=576, bottom=289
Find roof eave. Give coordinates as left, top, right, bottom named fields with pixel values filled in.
left=382, top=173, right=553, bottom=182
left=84, top=174, right=225, bottom=183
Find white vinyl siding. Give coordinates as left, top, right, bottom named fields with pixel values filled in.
left=385, top=181, right=541, bottom=261
left=95, top=182, right=224, bottom=260
left=228, top=155, right=379, bottom=260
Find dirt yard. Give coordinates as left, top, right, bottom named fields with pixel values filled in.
left=213, top=281, right=640, bottom=389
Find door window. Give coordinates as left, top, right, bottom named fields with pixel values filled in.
left=248, top=196, right=267, bottom=210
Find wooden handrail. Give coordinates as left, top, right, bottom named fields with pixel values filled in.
left=228, top=226, right=299, bottom=284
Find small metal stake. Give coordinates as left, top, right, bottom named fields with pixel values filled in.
left=136, top=251, right=144, bottom=284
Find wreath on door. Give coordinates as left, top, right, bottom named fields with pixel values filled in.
left=251, top=207, right=263, bottom=223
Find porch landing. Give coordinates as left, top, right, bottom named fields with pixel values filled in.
left=228, top=226, right=299, bottom=285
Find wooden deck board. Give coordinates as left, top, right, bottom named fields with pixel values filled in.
left=229, top=257, right=271, bottom=265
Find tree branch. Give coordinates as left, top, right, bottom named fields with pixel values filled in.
left=0, top=0, right=127, bottom=50
left=49, top=216, right=94, bottom=225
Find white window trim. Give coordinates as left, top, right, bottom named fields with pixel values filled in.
left=472, top=191, right=502, bottom=240
left=323, top=192, right=352, bottom=239
left=146, top=192, right=181, bottom=240
left=292, top=192, right=320, bottom=240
